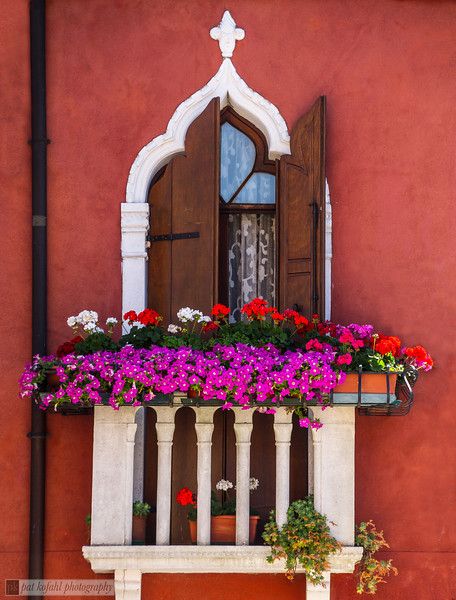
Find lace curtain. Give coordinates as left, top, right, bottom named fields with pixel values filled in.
left=228, top=213, right=276, bottom=321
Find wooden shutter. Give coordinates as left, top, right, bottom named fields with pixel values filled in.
left=148, top=98, right=220, bottom=323
left=278, top=96, right=326, bottom=316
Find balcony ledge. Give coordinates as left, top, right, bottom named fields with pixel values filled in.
left=83, top=544, right=363, bottom=574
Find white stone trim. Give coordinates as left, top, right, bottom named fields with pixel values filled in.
left=325, top=180, right=332, bottom=320
left=210, top=11, right=245, bottom=59
left=83, top=545, right=362, bottom=575
left=90, top=407, right=139, bottom=546
left=114, top=569, right=141, bottom=600
left=309, top=407, right=355, bottom=546
left=126, top=58, right=290, bottom=206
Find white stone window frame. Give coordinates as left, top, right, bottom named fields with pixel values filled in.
left=85, top=12, right=359, bottom=600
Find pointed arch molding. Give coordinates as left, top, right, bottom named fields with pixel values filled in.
left=120, top=13, right=332, bottom=323
left=126, top=59, right=291, bottom=204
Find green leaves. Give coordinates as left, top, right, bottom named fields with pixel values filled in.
left=119, top=325, right=163, bottom=349
left=74, top=332, right=118, bottom=354
left=355, top=520, right=398, bottom=594
left=262, top=497, right=341, bottom=584
left=212, top=320, right=293, bottom=349
left=132, top=501, right=152, bottom=517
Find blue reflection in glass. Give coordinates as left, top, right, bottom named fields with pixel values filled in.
left=220, top=122, right=256, bottom=202
left=232, top=172, right=276, bottom=204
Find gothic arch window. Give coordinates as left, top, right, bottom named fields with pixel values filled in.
left=147, top=96, right=326, bottom=323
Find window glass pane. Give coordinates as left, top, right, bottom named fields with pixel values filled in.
left=228, top=213, right=276, bottom=322
left=220, top=122, right=256, bottom=202
left=232, top=172, right=276, bottom=204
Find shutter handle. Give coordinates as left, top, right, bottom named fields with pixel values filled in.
left=292, top=303, right=303, bottom=313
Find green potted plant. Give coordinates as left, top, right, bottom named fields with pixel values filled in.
left=176, top=478, right=260, bottom=544
left=132, top=501, right=151, bottom=545
left=262, top=496, right=341, bottom=584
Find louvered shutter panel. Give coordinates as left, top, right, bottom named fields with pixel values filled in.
left=278, top=96, right=326, bottom=316
left=148, top=98, right=220, bottom=323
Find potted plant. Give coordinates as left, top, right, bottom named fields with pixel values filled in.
left=176, top=478, right=260, bottom=544
left=132, top=501, right=151, bottom=545
left=262, top=496, right=341, bottom=584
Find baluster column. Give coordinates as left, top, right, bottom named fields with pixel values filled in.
left=193, top=407, right=217, bottom=545
left=273, top=410, right=293, bottom=528
left=233, top=409, right=254, bottom=545
left=155, top=406, right=179, bottom=545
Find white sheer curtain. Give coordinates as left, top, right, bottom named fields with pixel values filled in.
left=228, top=213, right=276, bottom=321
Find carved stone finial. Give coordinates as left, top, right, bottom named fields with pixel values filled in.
left=210, top=10, right=245, bottom=59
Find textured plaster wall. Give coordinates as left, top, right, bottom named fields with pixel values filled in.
left=1, top=0, right=455, bottom=598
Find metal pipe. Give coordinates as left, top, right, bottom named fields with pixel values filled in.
left=29, top=0, right=48, bottom=588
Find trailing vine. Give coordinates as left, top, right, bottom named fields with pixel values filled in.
left=262, top=496, right=341, bottom=585
left=355, top=520, right=398, bottom=594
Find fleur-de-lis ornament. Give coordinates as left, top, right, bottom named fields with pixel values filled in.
left=210, top=10, right=245, bottom=59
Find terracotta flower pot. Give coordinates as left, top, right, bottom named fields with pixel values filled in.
left=334, top=373, right=397, bottom=394
left=132, top=515, right=147, bottom=545
left=187, top=388, right=200, bottom=399
left=188, top=515, right=260, bottom=545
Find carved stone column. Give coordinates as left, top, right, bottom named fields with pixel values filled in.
left=273, top=410, right=293, bottom=528
left=193, top=407, right=217, bottom=545
left=233, top=409, right=254, bottom=545
left=91, top=407, right=138, bottom=545
left=155, top=406, right=179, bottom=545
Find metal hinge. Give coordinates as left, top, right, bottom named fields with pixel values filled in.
left=149, top=232, right=200, bottom=243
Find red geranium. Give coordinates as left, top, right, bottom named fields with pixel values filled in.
left=375, top=335, right=401, bottom=357
left=123, top=310, right=138, bottom=324
left=282, top=309, right=309, bottom=330
left=137, top=308, right=162, bottom=327
left=176, top=487, right=195, bottom=506
left=270, top=310, right=285, bottom=323
left=56, top=335, right=83, bottom=357
left=211, top=304, right=230, bottom=319
left=202, top=321, right=220, bottom=332
left=404, top=345, right=433, bottom=369
left=241, top=298, right=269, bottom=319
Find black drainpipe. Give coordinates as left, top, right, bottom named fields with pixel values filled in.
left=28, top=0, right=48, bottom=588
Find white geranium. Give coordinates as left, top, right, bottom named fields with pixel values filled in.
left=200, top=315, right=211, bottom=323
left=176, top=307, right=196, bottom=323
left=83, top=322, right=97, bottom=332
left=106, top=317, right=118, bottom=325
left=167, top=324, right=182, bottom=334
left=249, top=477, right=259, bottom=491
left=192, top=310, right=204, bottom=322
left=67, top=316, right=78, bottom=328
left=78, top=310, right=98, bottom=324
left=215, top=479, right=233, bottom=492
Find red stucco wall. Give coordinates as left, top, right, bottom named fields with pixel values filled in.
left=2, top=0, right=456, bottom=598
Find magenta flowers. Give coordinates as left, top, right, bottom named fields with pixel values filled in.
left=20, top=343, right=345, bottom=429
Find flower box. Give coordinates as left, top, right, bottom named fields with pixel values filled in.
left=21, top=301, right=431, bottom=426
left=332, top=372, right=398, bottom=405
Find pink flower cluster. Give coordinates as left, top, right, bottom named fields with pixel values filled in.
left=20, top=344, right=346, bottom=429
